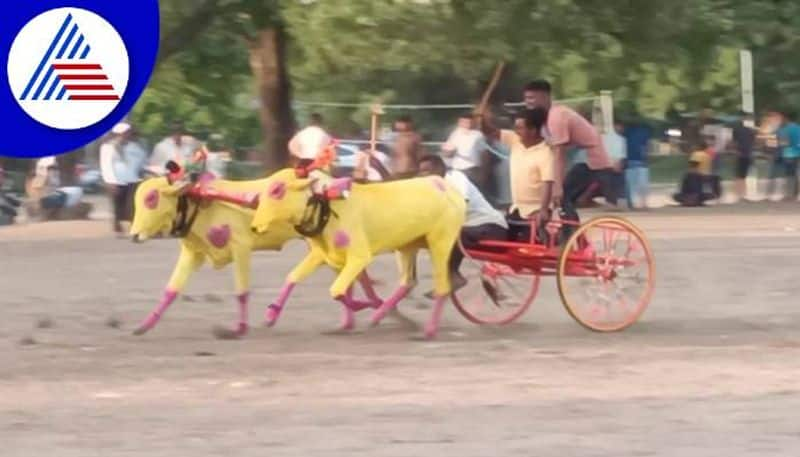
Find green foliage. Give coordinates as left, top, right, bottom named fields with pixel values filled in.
left=134, top=0, right=800, bottom=149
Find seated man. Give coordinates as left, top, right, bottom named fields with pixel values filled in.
left=688, top=137, right=722, bottom=199
left=483, top=108, right=555, bottom=243
left=25, top=161, right=91, bottom=221
left=418, top=154, right=507, bottom=292
left=673, top=160, right=714, bottom=207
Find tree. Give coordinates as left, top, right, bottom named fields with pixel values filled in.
left=132, top=0, right=295, bottom=171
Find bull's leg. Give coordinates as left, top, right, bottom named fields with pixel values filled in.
left=328, top=255, right=372, bottom=330
left=369, top=248, right=418, bottom=326
left=335, top=287, right=357, bottom=331
left=422, top=230, right=459, bottom=339
left=356, top=270, right=382, bottom=308
left=134, top=245, right=204, bottom=335
left=230, top=249, right=251, bottom=336
left=266, top=251, right=324, bottom=327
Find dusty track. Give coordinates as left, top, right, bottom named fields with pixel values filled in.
left=2, top=205, right=800, bottom=456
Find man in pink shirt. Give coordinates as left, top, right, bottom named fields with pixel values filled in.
left=523, top=80, right=616, bottom=221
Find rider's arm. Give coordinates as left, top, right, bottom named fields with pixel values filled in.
left=441, top=129, right=458, bottom=157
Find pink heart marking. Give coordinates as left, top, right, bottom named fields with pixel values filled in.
left=144, top=189, right=159, bottom=209
left=207, top=224, right=231, bottom=248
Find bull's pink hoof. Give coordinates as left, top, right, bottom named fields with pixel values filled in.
left=369, top=310, right=386, bottom=327
left=265, top=304, right=282, bottom=327
left=132, top=314, right=157, bottom=336
left=424, top=324, right=438, bottom=340
left=212, top=323, right=248, bottom=340
left=340, top=317, right=355, bottom=331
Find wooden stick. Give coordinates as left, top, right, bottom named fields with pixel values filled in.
left=370, top=104, right=383, bottom=153
left=475, top=62, right=506, bottom=119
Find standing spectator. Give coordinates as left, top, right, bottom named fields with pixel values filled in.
left=522, top=80, right=614, bottom=223
left=761, top=112, right=784, bottom=200
left=603, top=121, right=628, bottom=209
left=288, top=113, right=331, bottom=165
left=775, top=108, right=800, bottom=201
left=120, top=125, right=148, bottom=219
left=389, top=116, right=424, bottom=179
left=147, top=121, right=202, bottom=176
left=624, top=118, right=652, bottom=210
left=100, top=124, right=132, bottom=234
left=442, top=113, right=491, bottom=193
left=731, top=112, right=757, bottom=202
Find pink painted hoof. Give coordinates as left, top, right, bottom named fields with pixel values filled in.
left=339, top=318, right=355, bottom=332
left=424, top=324, right=438, bottom=340
left=369, top=310, right=386, bottom=327
left=212, top=323, right=248, bottom=340
left=265, top=304, right=282, bottom=327
left=132, top=313, right=158, bottom=336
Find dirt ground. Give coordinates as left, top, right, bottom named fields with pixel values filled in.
left=2, top=204, right=800, bottom=457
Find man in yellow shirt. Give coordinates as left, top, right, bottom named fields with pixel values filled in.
left=485, top=108, right=555, bottom=242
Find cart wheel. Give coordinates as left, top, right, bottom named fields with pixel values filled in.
left=451, top=240, right=540, bottom=325
left=557, top=216, right=655, bottom=332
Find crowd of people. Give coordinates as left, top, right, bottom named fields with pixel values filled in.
left=6, top=79, right=798, bottom=242
left=670, top=108, right=800, bottom=206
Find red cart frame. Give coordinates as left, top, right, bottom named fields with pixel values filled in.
left=451, top=215, right=655, bottom=332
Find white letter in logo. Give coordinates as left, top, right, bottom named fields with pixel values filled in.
left=7, top=7, right=130, bottom=130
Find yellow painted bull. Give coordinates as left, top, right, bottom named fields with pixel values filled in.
left=251, top=169, right=466, bottom=338
left=129, top=169, right=381, bottom=337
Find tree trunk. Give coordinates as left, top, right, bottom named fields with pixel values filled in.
left=248, top=26, right=295, bottom=173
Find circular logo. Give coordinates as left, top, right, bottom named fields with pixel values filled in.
left=7, top=7, right=129, bottom=130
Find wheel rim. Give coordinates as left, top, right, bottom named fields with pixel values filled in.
left=452, top=240, right=539, bottom=325
left=558, top=217, right=654, bottom=332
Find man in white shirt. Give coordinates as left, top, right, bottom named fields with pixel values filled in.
left=100, top=123, right=133, bottom=233
left=418, top=154, right=507, bottom=291
left=442, top=113, right=491, bottom=192
left=288, top=113, right=332, bottom=164
left=147, top=122, right=201, bottom=176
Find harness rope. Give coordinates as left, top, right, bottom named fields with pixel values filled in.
left=170, top=195, right=201, bottom=238
left=293, top=193, right=338, bottom=238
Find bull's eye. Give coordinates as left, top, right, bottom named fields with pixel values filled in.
left=268, top=181, right=286, bottom=200
left=145, top=189, right=159, bottom=209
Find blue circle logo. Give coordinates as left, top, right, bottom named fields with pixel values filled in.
left=0, top=0, right=159, bottom=158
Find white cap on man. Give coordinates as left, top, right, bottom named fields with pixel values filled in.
left=111, top=122, right=131, bottom=135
